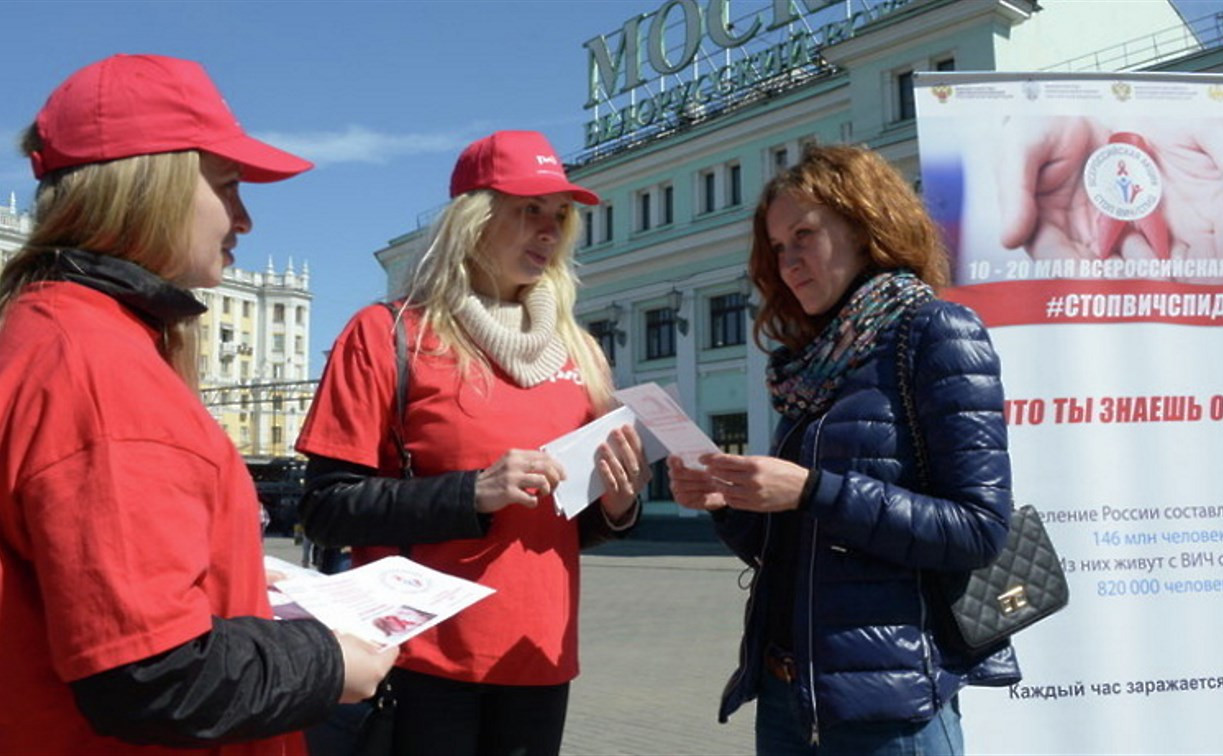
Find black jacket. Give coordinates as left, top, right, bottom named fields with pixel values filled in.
left=299, top=455, right=634, bottom=553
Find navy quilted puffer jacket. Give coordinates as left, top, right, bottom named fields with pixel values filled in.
left=713, top=297, right=1022, bottom=741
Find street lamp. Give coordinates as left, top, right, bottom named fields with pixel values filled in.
left=667, top=287, right=689, bottom=336
left=608, top=302, right=627, bottom=346
left=738, top=272, right=759, bottom=318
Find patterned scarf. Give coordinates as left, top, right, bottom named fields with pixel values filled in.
left=768, top=269, right=933, bottom=420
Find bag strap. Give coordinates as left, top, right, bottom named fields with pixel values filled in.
left=380, top=302, right=413, bottom=479
left=895, top=297, right=931, bottom=490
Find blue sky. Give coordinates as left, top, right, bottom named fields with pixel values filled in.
left=3, top=0, right=1222, bottom=376
left=0, top=0, right=645, bottom=374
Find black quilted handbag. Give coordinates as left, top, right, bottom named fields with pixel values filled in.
left=896, top=301, right=1069, bottom=654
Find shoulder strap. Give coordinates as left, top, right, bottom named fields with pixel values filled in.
left=380, top=302, right=413, bottom=479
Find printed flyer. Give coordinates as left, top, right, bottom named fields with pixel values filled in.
left=916, top=71, right=1223, bottom=755
left=543, top=383, right=716, bottom=518
left=266, top=555, right=495, bottom=649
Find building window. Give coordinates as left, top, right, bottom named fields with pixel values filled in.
left=272, top=395, right=283, bottom=411
left=709, top=292, right=747, bottom=348
left=645, top=307, right=676, bottom=360
left=242, top=301, right=252, bottom=318
left=588, top=319, right=616, bottom=366
left=296, top=306, right=306, bottom=325
left=273, top=304, right=285, bottom=323
left=637, top=189, right=652, bottom=231
left=583, top=210, right=594, bottom=247
left=699, top=162, right=744, bottom=215
left=636, top=183, right=675, bottom=230
left=272, top=334, right=285, bottom=353
left=222, top=297, right=231, bottom=315
left=935, top=56, right=956, bottom=71
left=219, top=326, right=233, bottom=343
left=602, top=204, right=614, bottom=242
left=272, top=426, right=283, bottom=445
left=295, top=335, right=304, bottom=354
left=240, top=362, right=249, bottom=380
left=711, top=412, right=748, bottom=455
left=896, top=69, right=916, bottom=122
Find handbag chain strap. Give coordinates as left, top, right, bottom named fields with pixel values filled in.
left=895, top=296, right=932, bottom=490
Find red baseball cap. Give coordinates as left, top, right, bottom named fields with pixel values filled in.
left=30, top=54, right=312, bottom=183
left=449, top=130, right=599, bottom=205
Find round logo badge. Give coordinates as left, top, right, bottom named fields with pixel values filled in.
left=381, top=569, right=429, bottom=593
left=1083, top=139, right=1162, bottom=221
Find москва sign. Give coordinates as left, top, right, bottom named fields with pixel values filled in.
left=582, top=0, right=913, bottom=148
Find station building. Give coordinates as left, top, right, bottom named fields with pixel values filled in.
left=375, top=0, right=1222, bottom=515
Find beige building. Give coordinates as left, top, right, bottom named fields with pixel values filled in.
left=0, top=193, right=33, bottom=267
left=195, top=258, right=313, bottom=459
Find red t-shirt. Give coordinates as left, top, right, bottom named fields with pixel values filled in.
left=297, top=305, right=596, bottom=685
left=0, top=282, right=302, bottom=755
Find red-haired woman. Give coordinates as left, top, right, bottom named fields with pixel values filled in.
left=669, top=143, right=1021, bottom=755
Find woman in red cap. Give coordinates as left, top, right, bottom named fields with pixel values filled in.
left=0, top=54, right=395, bottom=755
left=296, top=130, right=649, bottom=756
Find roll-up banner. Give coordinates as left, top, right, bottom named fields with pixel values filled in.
left=916, top=71, right=1223, bottom=755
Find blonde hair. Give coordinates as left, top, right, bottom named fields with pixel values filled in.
left=400, top=190, right=613, bottom=412
left=749, top=142, right=950, bottom=352
left=0, top=126, right=203, bottom=388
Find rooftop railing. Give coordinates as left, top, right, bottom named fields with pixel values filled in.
left=1043, top=11, right=1223, bottom=73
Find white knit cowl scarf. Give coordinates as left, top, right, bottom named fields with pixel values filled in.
left=453, top=281, right=570, bottom=388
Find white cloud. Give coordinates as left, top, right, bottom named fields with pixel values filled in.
left=251, top=125, right=467, bottom=166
